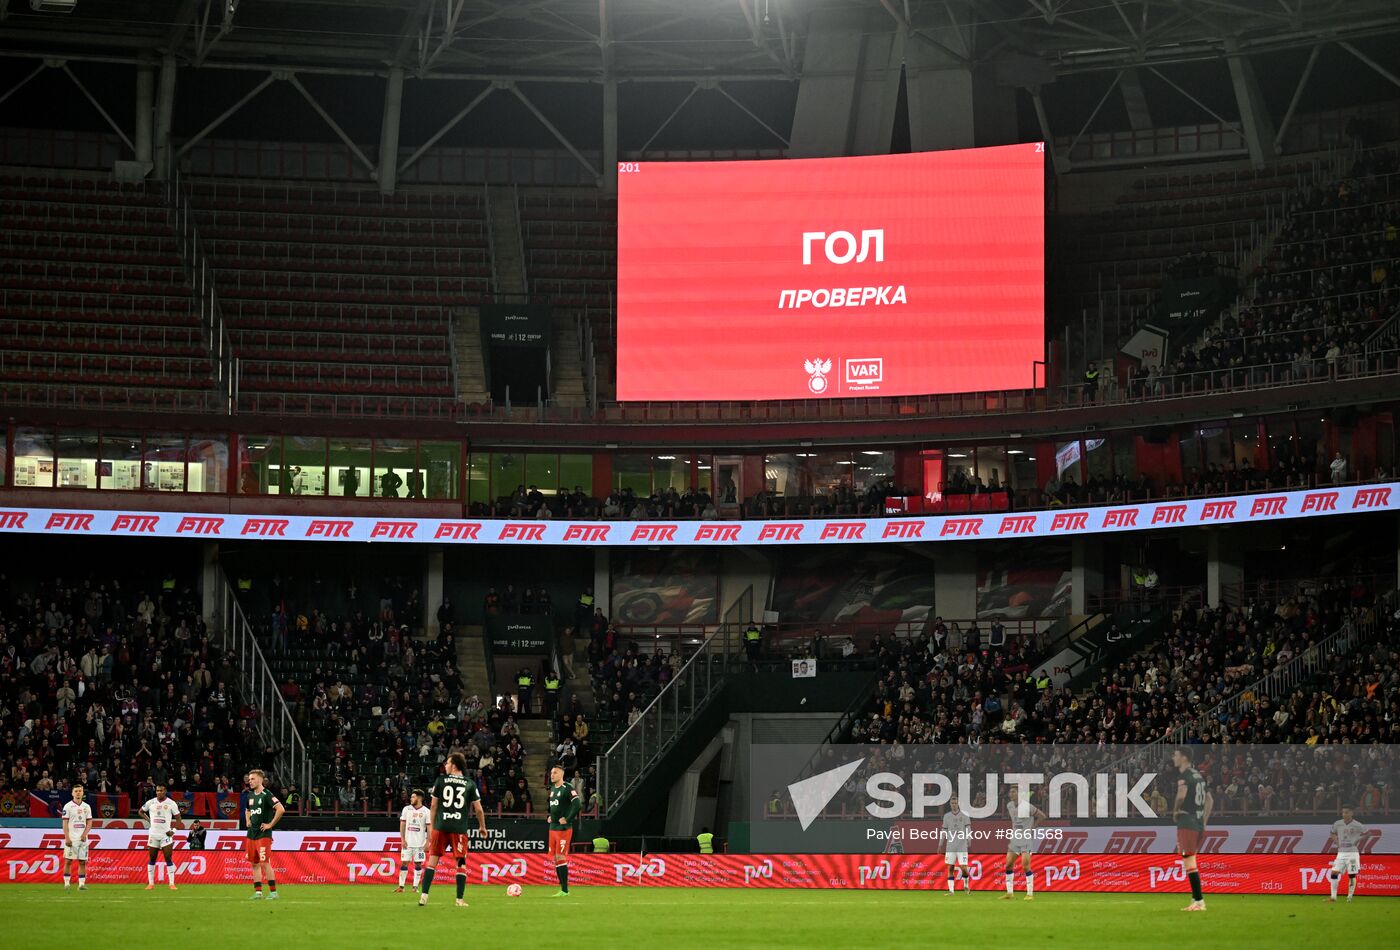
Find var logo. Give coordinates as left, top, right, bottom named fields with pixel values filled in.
left=1043, top=861, right=1081, bottom=888
left=1299, top=867, right=1331, bottom=890
left=480, top=858, right=528, bottom=883
left=845, top=358, right=883, bottom=385
left=1148, top=866, right=1186, bottom=889
left=348, top=858, right=396, bottom=882
left=858, top=861, right=892, bottom=885
left=8, top=855, right=60, bottom=879
left=614, top=857, right=667, bottom=883
left=744, top=860, right=774, bottom=884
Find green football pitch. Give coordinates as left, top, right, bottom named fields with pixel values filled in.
left=3, top=885, right=1397, bottom=949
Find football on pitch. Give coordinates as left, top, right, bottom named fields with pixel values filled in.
left=507, top=884, right=523, bottom=897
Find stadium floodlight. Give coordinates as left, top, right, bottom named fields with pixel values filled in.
left=30, top=0, right=77, bottom=11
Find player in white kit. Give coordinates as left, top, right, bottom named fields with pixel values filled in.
left=141, top=784, right=183, bottom=891
left=1326, top=805, right=1368, bottom=903
left=1001, top=785, right=1047, bottom=901
left=942, top=796, right=973, bottom=894
left=61, top=783, right=93, bottom=890
left=398, top=789, right=431, bottom=892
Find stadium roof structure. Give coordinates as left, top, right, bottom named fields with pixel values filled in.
left=3, top=1, right=1400, bottom=177
left=1, top=1, right=1396, bottom=85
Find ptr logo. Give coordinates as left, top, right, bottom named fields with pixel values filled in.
left=804, top=357, right=832, bottom=394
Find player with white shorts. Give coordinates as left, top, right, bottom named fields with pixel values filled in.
left=61, top=785, right=93, bottom=890
left=1002, top=786, right=1047, bottom=900
left=942, top=797, right=972, bottom=894
left=1326, top=806, right=1368, bottom=903
left=398, top=790, right=431, bottom=892
left=141, top=785, right=183, bottom=891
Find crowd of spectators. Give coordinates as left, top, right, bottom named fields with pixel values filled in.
left=0, top=568, right=272, bottom=811
left=1140, top=147, right=1400, bottom=395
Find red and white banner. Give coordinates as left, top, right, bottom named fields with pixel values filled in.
left=0, top=828, right=540, bottom=852
left=0, top=483, right=1394, bottom=547
left=616, top=146, right=1045, bottom=401
left=8, top=850, right=1400, bottom=895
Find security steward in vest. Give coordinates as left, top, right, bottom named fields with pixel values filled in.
left=697, top=828, right=715, bottom=854
left=744, top=621, right=762, bottom=668
left=543, top=671, right=562, bottom=717
left=516, top=668, right=535, bottom=715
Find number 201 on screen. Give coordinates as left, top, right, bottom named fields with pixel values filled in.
left=618, top=162, right=641, bottom=172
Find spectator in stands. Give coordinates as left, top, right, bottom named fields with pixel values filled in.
left=1330, top=452, right=1349, bottom=484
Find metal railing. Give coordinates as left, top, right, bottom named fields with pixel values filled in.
left=598, top=621, right=739, bottom=816
left=164, top=167, right=235, bottom=413
left=216, top=572, right=312, bottom=796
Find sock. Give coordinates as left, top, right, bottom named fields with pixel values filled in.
left=963, top=869, right=971, bottom=891
left=167, top=862, right=176, bottom=886
left=147, top=863, right=155, bottom=886
left=455, top=872, right=466, bottom=900
left=421, top=867, right=435, bottom=894
left=267, top=879, right=277, bottom=894
left=78, top=872, right=86, bottom=887
left=1330, top=872, right=1340, bottom=899
left=1348, top=875, right=1357, bottom=898
left=1005, top=871, right=1015, bottom=895
left=399, top=864, right=408, bottom=888
left=947, top=871, right=955, bottom=894
left=254, top=880, right=262, bottom=893
left=557, top=864, right=569, bottom=893
left=1188, top=870, right=1202, bottom=902
left=1026, top=872, right=1034, bottom=896
left=413, top=865, right=422, bottom=889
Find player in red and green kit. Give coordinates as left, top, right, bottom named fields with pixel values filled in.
left=547, top=766, right=583, bottom=897
left=245, top=769, right=284, bottom=900
left=1171, top=747, right=1213, bottom=912
left=419, top=751, right=486, bottom=908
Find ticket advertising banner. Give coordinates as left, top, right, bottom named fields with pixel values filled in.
left=6, top=849, right=1399, bottom=895
left=0, top=482, right=1393, bottom=547
left=616, top=145, right=1045, bottom=401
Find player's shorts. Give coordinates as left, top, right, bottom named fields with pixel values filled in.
left=63, top=840, right=89, bottom=861
left=428, top=830, right=469, bottom=859
left=1007, top=835, right=1038, bottom=856
left=945, top=850, right=969, bottom=866
left=245, top=836, right=272, bottom=864
left=1176, top=827, right=1202, bottom=857
left=1331, top=853, right=1361, bottom=875
left=402, top=846, right=426, bottom=864
left=549, top=829, right=574, bottom=860
left=147, top=834, right=174, bottom=851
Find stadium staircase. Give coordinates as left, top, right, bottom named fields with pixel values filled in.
left=212, top=572, right=312, bottom=795
left=485, top=184, right=528, bottom=297
left=455, top=625, right=494, bottom=708
left=451, top=309, right=491, bottom=406
left=549, top=310, right=588, bottom=408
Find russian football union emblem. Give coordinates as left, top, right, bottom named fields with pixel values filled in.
left=804, top=358, right=832, bottom=394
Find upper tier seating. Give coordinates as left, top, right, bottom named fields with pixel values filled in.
left=0, top=171, right=216, bottom=412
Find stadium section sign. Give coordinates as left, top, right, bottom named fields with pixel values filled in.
left=616, top=145, right=1045, bottom=401
left=479, top=303, right=551, bottom=348
left=0, top=483, right=1393, bottom=546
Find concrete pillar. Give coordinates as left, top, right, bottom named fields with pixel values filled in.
left=1071, top=538, right=1104, bottom=615
left=933, top=547, right=977, bottom=621
left=135, top=60, right=155, bottom=167
left=377, top=66, right=405, bottom=195
left=601, top=76, right=618, bottom=193
left=906, top=23, right=976, bottom=151
left=594, top=548, right=611, bottom=618
left=152, top=54, right=177, bottom=178
left=425, top=545, right=444, bottom=638
left=1206, top=531, right=1243, bottom=609
left=1226, top=42, right=1277, bottom=169
left=201, top=541, right=220, bottom=631
left=789, top=8, right=903, bottom=157
left=1120, top=68, right=1153, bottom=131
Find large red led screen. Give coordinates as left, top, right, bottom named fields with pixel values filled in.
left=615, top=144, right=1045, bottom=402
